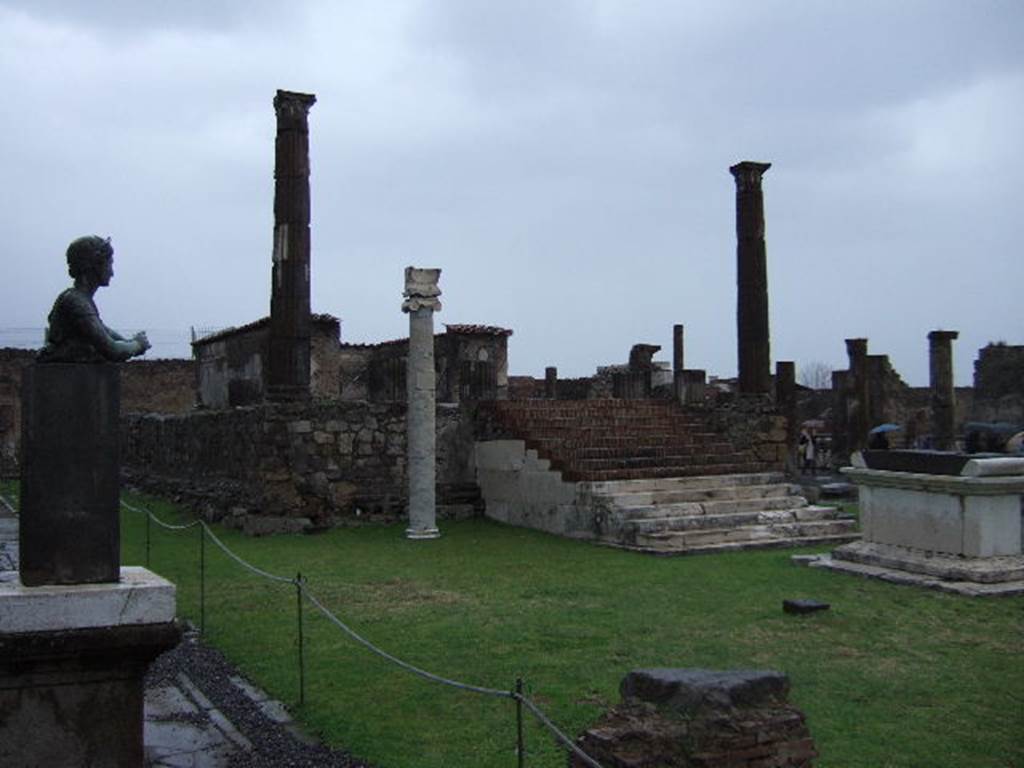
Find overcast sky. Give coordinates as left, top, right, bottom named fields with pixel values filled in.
left=1, top=1, right=1021, bottom=385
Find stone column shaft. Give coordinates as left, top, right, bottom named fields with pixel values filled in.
left=775, top=361, right=797, bottom=469
left=730, top=161, right=772, bottom=395
left=846, top=338, right=869, bottom=453
left=268, top=89, right=316, bottom=401
left=403, top=268, right=442, bottom=539
left=929, top=330, right=959, bottom=451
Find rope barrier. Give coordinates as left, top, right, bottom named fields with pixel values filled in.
left=515, top=694, right=602, bottom=768
left=302, top=589, right=514, bottom=700
left=119, top=496, right=603, bottom=767
left=120, top=500, right=200, bottom=531
left=200, top=523, right=296, bottom=585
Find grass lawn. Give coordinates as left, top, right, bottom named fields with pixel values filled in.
left=4, top=481, right=1022, bottom=767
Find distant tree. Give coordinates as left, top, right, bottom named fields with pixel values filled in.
left=798, top=361, right=833, bottom=390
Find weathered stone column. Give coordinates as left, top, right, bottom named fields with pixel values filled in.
left=268, top=89, right=316, bottom=402
left=544, top=366, right=558, bottom=399
left=403, top=268, right=442, bottom=540
left=730, top=161, right=772, bottom=395
left=672, top=324, right=685, bottom=403
left=845, top=338, right=869, bottom=453
left=775, top=361, right=797, bottom=469
left=929, top=330, right=959, bottom=451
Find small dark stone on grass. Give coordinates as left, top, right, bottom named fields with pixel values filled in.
left=783, top=599, right=830, bottom=615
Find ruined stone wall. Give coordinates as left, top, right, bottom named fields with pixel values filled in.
left=193, top=315, right=341, bottom=408
left=121, top=359, right=195, bottom=415
left=341, top=330, right=510, bottom=405
left=507, top=375, right=597, bottom=400
left=971, top=343, right=1024, bottom=424
left=975, top=343, right=1024, bottom=399
left=704, top=394, right=790, bottom=470
left=0, top=349, right=35, bottom=475
left=121, top=401, right=479, bottom=533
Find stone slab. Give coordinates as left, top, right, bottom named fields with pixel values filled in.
left=0, top=566, right=176, bottom=633
left=783, top=598, right=830, bottom=614
left=620, top=668, right=789, bottom=714
left=831, top=540, right=1024, bottom=584
left=811, top=553, right=1024, bottom=597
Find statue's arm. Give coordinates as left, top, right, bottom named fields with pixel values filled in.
left=79, top=314, right=150, bottom=361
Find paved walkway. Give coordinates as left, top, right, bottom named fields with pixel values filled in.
left=0, top=501, right=365, bottom=767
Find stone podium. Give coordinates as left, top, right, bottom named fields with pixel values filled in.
left=19, top=363, right=121, bottom=585
left=810, top=451, right=1024, bottom=596
left=1, top=360, right=179, bottom=765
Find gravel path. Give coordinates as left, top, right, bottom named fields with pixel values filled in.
left=147, top=628, right=377, bottom=768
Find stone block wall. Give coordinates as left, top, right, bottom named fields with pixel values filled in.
left=121, top=360, right=195, bottom=415
left=121, top=401, right=479, bottom=532
left=704, top=395, right=791, bottom=470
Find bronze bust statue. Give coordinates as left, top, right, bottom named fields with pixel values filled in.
left=39, top=235, right=151, bottom=363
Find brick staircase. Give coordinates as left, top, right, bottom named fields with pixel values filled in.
left=475, top=399, right=859, bottom=554
left=477, top=399, right=773, bottom=482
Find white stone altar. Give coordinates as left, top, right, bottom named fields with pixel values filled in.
left=809, top=452, right=1024, bottom=596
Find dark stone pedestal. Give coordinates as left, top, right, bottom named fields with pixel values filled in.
left=0, top=621, right=180, bottom=768
left=20, top=363, right=120, bottom=585
left=574, top=668, right=817, bottom=767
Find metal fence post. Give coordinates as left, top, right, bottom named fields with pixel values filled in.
left=145, top=511, right=151, bottom=568
left=296, top=571, right=305, bottom=706
left=199, top=523, right=206, bottom=636
left=516, top=677, right=524, bottom=768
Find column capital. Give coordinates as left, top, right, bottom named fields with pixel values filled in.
left=402, top=267, right=442, bottom=313
left=729, top=161, right=771, bottom=192
left=928, top=330, right=959, bottom=343
left=274, top=90, right=316, bottom=126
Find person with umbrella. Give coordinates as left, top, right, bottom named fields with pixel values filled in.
left=869, top=423, right=901, bottom=450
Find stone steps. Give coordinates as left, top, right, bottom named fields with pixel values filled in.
left=608, top=532, right=862, bottom=556
left=600, top=482, right=802, bottom=508
left=631, top=520, right=859, bottom=550
left=584, top=472, right=786, bottom=494
left=616, top=495, right=814, bottom=525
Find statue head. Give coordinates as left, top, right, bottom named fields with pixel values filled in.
left=66, top=235, right=114, bottom=285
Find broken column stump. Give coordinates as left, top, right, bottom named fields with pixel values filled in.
left=572, top=668, right=817, bottom=768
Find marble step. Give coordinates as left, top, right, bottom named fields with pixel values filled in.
left=631, top=519, right=859, bottom=550
left=602, top=482, right=803, bottom=509
left=604, top=532, right=863, bottom=556
left=582, top=472, right=786, bottom=495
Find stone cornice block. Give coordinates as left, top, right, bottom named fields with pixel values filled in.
left=0, top=566, right=176, bottom=634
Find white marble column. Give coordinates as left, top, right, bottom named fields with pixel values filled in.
left=402, top=267, right=442, bottom=540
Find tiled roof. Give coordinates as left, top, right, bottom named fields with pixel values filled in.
left=444, top=324, right=513, bottom=337
left=192, top=314, right=339, bottom=346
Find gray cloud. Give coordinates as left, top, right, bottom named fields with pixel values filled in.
left=1, top=1, right=1021, bottom=383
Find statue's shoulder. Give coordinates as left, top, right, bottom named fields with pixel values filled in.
left=52, top=287, right=98, bottom=318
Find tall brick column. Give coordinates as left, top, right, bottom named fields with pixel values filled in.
left=268, top=89, right=316, bottom=402
left=845, top=338, right=869, bottom=453
left=730, top=161, right=772, bottom=395
left=403, top=268, right=442, bottom=540
left=928, top=330, right=959, bottom=451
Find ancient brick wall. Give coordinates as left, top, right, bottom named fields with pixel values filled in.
left=121, top=359, right=195, bottom=415
left=121, top=401, right=479, bottom=532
